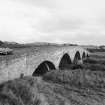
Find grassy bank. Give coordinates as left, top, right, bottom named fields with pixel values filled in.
left=0, top=48, right=105, bottom=105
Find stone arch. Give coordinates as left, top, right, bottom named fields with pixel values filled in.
left=73, top=51, right=81, bottom=64
left=32, top=61, right=56, bottom=76
left=82, top=52, right=86, bottom=59
left=59, top=53, right=72, bottom=70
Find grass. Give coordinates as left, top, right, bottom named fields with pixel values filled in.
left=87, top=48, right=105, bottom=53
left=43, top=69, right=105, bottom=89
left=41, top=68, right=105, bottom=105
left=84, top=57, right=105, bottom=65
left=1, top=69, right=105, bottom=105
left=0, top=77, right=42, bottom=105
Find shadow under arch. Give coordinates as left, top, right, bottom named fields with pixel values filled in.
left=32, top=61, right=56, bottom=76
left=59, top=53, right=72, bottom=70
left=82, top=52, right=86, bottom=59
left=86, top=53, right=89, bottom=58
left=73, top=51, right=81, bottom=64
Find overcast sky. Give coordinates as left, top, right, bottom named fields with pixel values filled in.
left=0, top=0, right=105, bottom=45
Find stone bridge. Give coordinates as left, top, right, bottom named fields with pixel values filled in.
left=0, top=46, right=89, bottom=83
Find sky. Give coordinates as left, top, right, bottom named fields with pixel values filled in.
left=0, top=0, right=105, bottom=45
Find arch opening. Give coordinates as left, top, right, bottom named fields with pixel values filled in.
left=73, top=51, right=81, bottom=64
left=87, top=53, right=89, bottom=58
left=59, top=53, right=72, bottom=70
left=32, top=61, right=56, bottom=76
left=82, top=52, right=86, bottom=59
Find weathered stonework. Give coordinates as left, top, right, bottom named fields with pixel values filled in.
left=0, top=46, right=89, bottom=83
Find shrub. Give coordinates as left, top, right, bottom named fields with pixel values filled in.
left=0, top=48, right=13, bottom=55
left=60, top=64, right=83, bottom=70
left=83, top=58, right=98, bottom=64
left=83, top=63, right=105, bottom=71
left=43, top=70, right=84, bottom=86
left=70, top=64, right=83, bottom=70
left=43, top=70, right=105, bottom=89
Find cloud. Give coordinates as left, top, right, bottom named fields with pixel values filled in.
left=0, top=0, right=105, bottom=45
left=0, top=0, right=51, bottom=43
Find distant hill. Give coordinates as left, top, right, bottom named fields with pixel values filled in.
left=4, top=41, right=18, bottom=45
left=0, top=40, right=25, bottom=48
left=0, top=40, right=78, bottom=48
left=0, top=41, right=55, bottom=48
left=80, top=45, right=99, bottom=49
